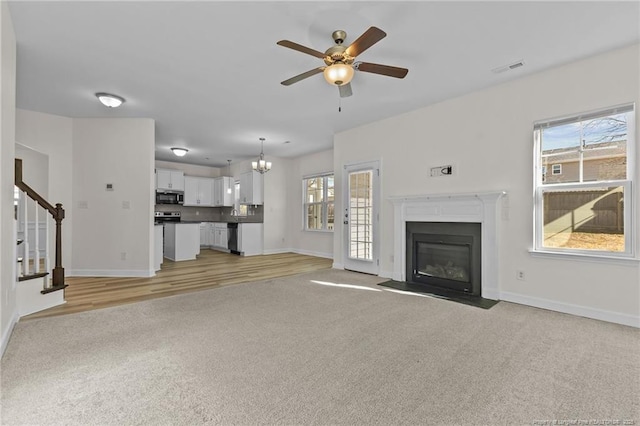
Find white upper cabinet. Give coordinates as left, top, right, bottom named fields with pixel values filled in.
left=184, top=176, right=214, bottom=206
left=239, top=171, right=263, bottom=205
left=213, top=176, right=233, bottom=207
left=156, top=169, right=184, bottom=191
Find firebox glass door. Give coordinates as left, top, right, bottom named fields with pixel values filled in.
left=416, top=242, right=471, bottom=283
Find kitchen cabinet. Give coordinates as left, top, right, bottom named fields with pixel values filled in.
left=184, top=176, right=214, bottom=206
left=163, top=223, right=200, bottom=261
left=238, top=223, right=263, bottom=256
left=213, top=176, right=233, bottom=207
left=239, top=171, right=263, bottom=205
left=200, top=222, right=211, bottom=247
left=212, top=223, right=228, bottom=249
left=156, top=169, right=184, bottom=192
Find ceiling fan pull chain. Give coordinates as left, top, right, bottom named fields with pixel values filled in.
left=338, top=96, right=342, bottom=112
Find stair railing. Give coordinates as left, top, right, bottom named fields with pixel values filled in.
left=15, top=159, right=66, bottom=293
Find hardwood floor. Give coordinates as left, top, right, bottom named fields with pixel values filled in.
left=24, top=250, right=332, bottom=320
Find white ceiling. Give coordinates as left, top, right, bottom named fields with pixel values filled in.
left=8, top=1, right=640, bottom=168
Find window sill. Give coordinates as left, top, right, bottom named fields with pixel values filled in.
left=529, top=249, right=639, bottom=265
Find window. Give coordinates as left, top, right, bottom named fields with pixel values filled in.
left=533, top=104, right=634, bottom=257
left=234, top=181, right=247, bottom=217
left=303, top=174, right=334, bottom=231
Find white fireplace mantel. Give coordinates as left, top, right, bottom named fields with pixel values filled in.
left=389, top=191, right=506, bottom=300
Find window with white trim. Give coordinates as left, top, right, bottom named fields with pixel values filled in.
left=303, top=174, right=334, bottom=231
left=533, top=104, right=635, bottom=256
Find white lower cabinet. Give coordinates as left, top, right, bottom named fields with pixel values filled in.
left=212, top=223, right=228, bottom=250
left=238, top=223, right=263, bottom=256
left=200, top=222, right=228, bottom=251
left=163, top=223, right=200, bottom=261
left=200, top=223, right=211, bottom=247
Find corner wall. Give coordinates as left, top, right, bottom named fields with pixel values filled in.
left=71, top=118, right=155, bottom=276
left=288, top=149, right=334, bottom=258
left=334, top=44, right=640, bottom=326
left=15, top=110, right=73, bottom=269
left=0, top=1, right=17, bottom=355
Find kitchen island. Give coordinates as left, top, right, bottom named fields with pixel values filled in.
left=163, top=222, right=200, bottom=261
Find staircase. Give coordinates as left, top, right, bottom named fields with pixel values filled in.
left=15, top=158, right=67, bottom=316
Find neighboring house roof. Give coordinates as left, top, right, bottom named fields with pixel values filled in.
left=542, top=141, right=627, bottom=164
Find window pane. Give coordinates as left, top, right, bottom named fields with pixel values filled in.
left=327, top=176, right=334, bottom=202
left=541, top=122, right=580, bottom=184
left=348, top=171, right=373, bottom=260
left=327, top=202, right=334, bottom=230
left=306, top=178, right=324, bottom=203
left=541, top=112, right=628, bottom=184
left=582, top=113, right=627, bottom=181
left=542, top=186, right=624, bottom=252
left=306, top=204, right=323, bottom=230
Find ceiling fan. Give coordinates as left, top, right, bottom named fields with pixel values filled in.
left=277, top=26, right=408, bottom=98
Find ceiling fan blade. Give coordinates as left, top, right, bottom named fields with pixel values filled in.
left=339, top=83, right=353, bottom=98
left=280, top=67, right=325, bottom=86
left=277, top=40, right=327, bottom=59
left=345, top=26, right=386, bottom=58
left=357, top=62, right=408, bottom=79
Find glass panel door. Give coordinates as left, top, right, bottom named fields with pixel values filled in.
left=343, top=161, right=379, bottom=274
left=349, top=170, right=373, bottom=260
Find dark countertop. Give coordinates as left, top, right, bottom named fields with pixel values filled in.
left=155, top=220, right=263, bottom=225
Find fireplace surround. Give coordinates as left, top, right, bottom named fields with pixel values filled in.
left=389, top=192, right=506, bottom=300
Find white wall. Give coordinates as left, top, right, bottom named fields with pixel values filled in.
left=155, top=159, right=221, bottom=178
left=71, top=118, right=155, bottom=276
left=16, top=110, right=73, bottom=269
left=288, top=149, right=334, bottom=258
left=0, top=0, right=17, bottom=355
left=262, top=157, right=290, bottom=254
left=334, top=44, right=640, bottom=326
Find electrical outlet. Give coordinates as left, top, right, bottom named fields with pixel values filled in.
left=516, top=270, right=525, bottom=281
left=121, top=252, right=127, bottom=261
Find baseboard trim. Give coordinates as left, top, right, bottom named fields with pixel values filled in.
left=261, top=248, right=334, bottom=260
left=1, top=309, right=19, bottom=358
left=500, top=291, right=640, bottom=328
left=68, top=269, right=155, bottom=278
left=291, top=248, right=333, bottom=259
left=262, top=248, right=292, bottom=255
left=332, top=262, right=344, bottom=270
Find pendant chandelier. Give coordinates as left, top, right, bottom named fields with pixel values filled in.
left=251, top=137, right=272, bottom=174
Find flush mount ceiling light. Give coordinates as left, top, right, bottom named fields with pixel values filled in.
left=95, top=92, right=125, bottom=108
left=171, top=147, right=188, bottom=157
left=251, top=138, right=272, bottom=174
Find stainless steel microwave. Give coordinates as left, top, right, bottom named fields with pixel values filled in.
left=156, top=191, right=184, bottom=205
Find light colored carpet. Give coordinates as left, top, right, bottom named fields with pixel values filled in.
left=2, top=269, right=639, bottom=425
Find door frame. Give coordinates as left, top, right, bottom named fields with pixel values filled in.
left=342, top=160, right=380, bottom=275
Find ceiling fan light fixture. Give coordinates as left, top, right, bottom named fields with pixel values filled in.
left=171, top=147, right=188, bottom=157
left=323, top=63, right=354, bottom=86
left=95, top=92, right=125, bottom=108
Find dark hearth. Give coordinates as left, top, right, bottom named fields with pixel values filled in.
left=406, top=222, right=481, bottom=295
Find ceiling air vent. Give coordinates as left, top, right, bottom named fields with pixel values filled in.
left=492, top=60, right=525, bottom=74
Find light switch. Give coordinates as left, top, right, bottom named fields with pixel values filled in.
left=122, top=201, right=130, bottom=209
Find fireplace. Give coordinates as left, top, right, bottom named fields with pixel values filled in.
left=389, top=192, right=505, bottom=300
left=406, top=222, right=481, bottom=295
